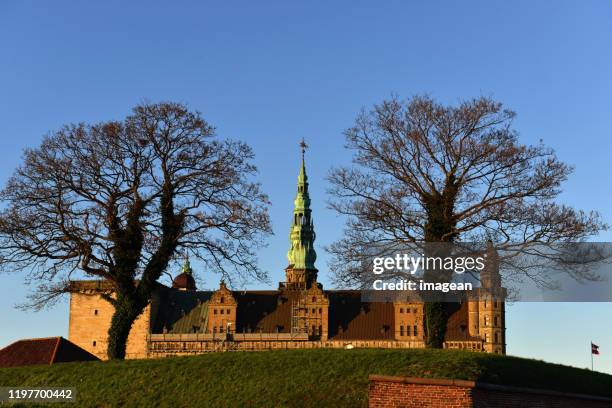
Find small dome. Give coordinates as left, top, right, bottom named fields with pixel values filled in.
left=172, top=259, right=196, bottom=290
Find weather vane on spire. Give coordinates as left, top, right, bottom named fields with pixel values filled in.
left=300, top=138, right=308, bottom=159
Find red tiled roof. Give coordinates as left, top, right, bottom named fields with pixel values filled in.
left=0, top=337, right=99, bottom=367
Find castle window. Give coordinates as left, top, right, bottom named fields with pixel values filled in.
left=494, top=316, right=498, bottom=327
left=495, top=332, right=499, bottom=343
left=220, top=297, right=225, bottom=304
left=312, top=308, right=316, bottom=314
left=220, top=309, right=224, bottom=315
left=400, top=308, right=404, bottom=313
left=413, top=309, right=417, bottom=314
left=93, top=341, right=96, bottom=347
left=318, top=308, right=322, bottom=314
left=227, top=309, right=231, bottom=315
left=94, top=309, right=98, bottom=316
left=413, top=325, right=418, bottom=337
left=400, top=325, right=404, bottom=336
left=220, top=325, right=224, bottom=333
left=312, top=296, right=316, bottom=302
left=213, top=327, right=217, bottom=333
left=214, top=309, right=217, bottom=315
left=484, top=299, right=487, bottom=308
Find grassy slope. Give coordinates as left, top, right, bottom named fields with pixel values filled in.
left=0, top=348, right=611, bottom=407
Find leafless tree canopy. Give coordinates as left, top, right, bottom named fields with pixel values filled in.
left=0, top=102, right=271, bottom=358
left=328, top=96, right=606, bottom=287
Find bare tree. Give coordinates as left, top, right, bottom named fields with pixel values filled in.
left=0, top=102, right=271, bottom=359
left=327, top=95, right=606, bottom=348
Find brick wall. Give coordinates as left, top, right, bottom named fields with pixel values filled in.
left=369, top=375, right=612, bottom=408
left=369, top=377, right=473, bottom=408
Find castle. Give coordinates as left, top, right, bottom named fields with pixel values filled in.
left=68, top=145, right=506, bottom=359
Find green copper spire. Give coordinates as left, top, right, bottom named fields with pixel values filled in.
left=287, top=139, right=317, bottom=271
left=182, top=258, right=193, bottom=275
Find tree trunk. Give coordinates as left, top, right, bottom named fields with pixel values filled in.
left=424, top=302, right=447, bottom=348
left=107, top=295, right=146, bottom=360
left=422, top=189, right=457, bottom=348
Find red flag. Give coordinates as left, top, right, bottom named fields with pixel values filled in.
left=592, top=343, right=600, bottom=355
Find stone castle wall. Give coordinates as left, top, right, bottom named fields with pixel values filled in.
left=68, top=292, right=150, bottom=360
left=147, top=336, right=426, bottom=358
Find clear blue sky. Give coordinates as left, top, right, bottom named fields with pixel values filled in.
left=1, top=1, right=611, bottom=373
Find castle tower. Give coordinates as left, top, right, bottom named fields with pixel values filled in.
left=476, top=241, right=506, bottom=354
left=285, top=139, right=318, bottom=289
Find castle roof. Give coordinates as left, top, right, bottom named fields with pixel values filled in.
left=151, top=287, right=400, bottom=340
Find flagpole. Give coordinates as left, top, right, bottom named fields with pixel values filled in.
left=591, top=341, right=594, bottom=371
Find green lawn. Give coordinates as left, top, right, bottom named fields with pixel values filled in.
left=0, top=348, right=611, bottom=407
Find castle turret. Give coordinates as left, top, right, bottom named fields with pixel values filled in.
left=285, top=139, right=318, bottom=288
left=172, top=258, right=196, bottom=291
